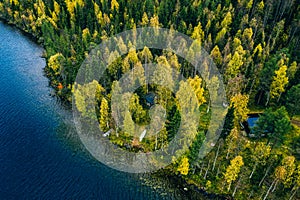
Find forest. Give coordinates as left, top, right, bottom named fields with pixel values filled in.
left=0, top=0, right=300, bottom=199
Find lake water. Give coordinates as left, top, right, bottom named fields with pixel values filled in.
left=247, top=117, right=259, bottom=128
left=0, top=21, right=206, bottom=199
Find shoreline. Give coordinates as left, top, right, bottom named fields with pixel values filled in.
left=1, top=0, right=299, bottom=198
left=152, top=169, right=232, bottom=200
left=0, top=18, right=224, bottom=199
left=0, top=17, right=41, bottom=45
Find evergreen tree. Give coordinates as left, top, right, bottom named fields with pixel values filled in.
left=286, top=84, right=300, bottom=116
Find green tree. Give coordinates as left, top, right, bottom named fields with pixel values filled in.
left=73, top=80, right=101, bottom=119
left=207, top=76, right=220, bottom=113
left=249, top=142, right=271, bottom=178
left=253, top=107, right=292, bottom=146
left=175, top=81, right=199, bottom=153
left=107, top=50, right=122, bottom=80
left=290, top=164, right=300, bottom=200
left=152, top=56, right=174, bottom=107
left=215, top=28, right=227, bottom=45
left=270, top=20, right=285, bottom=51
left=226, top=75, right=244, bottom=100
left=263, top=166, right=287, bottom=200
left=286, top=84, right=300, bottom=116
left=226, top=127, right=239, bottom=159
left=111, top=81, right=122, bottom=136
left=176, top=80, right=199, bottom=118
left=287, top=61, right=298, bottom=80
left=256, top=51, right=288, bottom=105
left=129, top=94, right=147, bottom=124
left=282, top=156, right=296, bottom=188
left=257, top=0, right=264, bottom=13
left=124, top=110, right=135, bottom=136
left=264, top=156, right=295, bottom=199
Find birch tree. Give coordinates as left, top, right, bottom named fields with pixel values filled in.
left=177, top=156, right=189, bottom=175
left=249, top=142, right=271, bottom=178
left=99, top=97, right=109, bottom=132
left=224, top=156, right=244, bottom=191
left=270, top=65, right=289, bottom=102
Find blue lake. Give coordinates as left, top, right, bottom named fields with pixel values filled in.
left=247, top=117, right=259, bottom=128
left=0, top=22, right=203, bottom=199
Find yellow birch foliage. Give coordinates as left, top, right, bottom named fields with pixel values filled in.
left=224, top=156, right=244, bottom=191
left=177, top=157, right=189, bottom=175
left=270, top=65, right=289, bottom=100
left=99, top=98, right=109, bottom=132
left=111, top=0, right=119, bottom=11
left=230, top=93, right=249, bottom=123
left=188, top=75, right=206, bottom=106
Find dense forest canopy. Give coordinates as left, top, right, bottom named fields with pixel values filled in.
left=1, top=0, right=300, bottom=199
